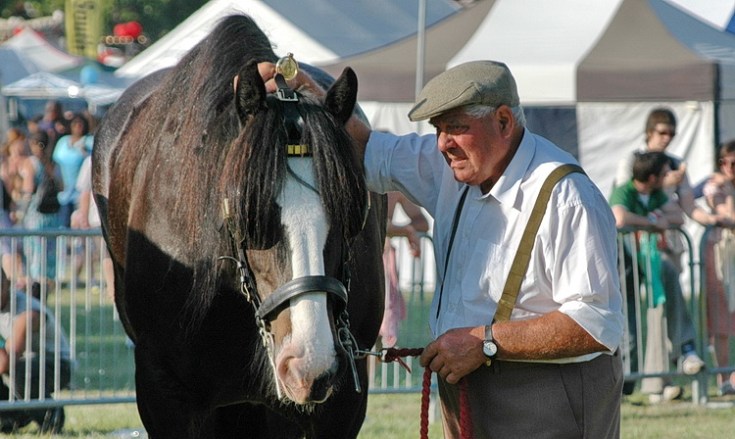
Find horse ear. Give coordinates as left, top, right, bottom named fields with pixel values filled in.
left=324, top=67, right=357, bottom=125
left=234, top=60, right=267, bottom=121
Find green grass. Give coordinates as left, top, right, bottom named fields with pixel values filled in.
left=6, top=394, right=735, bottom=438
left=6, top=277, right=735, bottom=437
left=55, top=285, right=136, bottom=394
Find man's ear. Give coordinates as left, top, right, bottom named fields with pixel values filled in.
left=495, top=105, right=513, bottom=135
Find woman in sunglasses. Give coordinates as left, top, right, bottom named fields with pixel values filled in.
left=702, top=139, right=735, bottom=395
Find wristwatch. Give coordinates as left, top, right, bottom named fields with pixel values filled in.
left=482, top=324, right=498, bottom=366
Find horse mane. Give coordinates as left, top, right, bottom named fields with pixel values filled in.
left=114, top=14, right=367, bottom=327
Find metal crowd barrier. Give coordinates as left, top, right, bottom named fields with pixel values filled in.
left=617, top=226, right=711, bottom=404
left=2, top=226, right=729, bottom=413
left=699, top=225, right=735, bottom=403
left=367, top=233, right=435, bottom=395
left=0, top=229, right=135, bottom=413
left=0, top=229, right=438, bottom=415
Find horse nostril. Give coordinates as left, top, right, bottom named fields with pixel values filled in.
left=309, top=371, right=335, bottom=403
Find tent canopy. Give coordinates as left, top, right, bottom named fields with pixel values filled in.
left=1, top=27, right=83, bottom=74
left=2, top=71, right=123, bottom=106
left=341, top=0, right=735, bottom=197
left=321, top=0, right=493, bottom=102
left=447, top=0, right=620, bottom=105
left=115, top=0, right=460, bottom=79
left=0, top=48, right=36, bottom=85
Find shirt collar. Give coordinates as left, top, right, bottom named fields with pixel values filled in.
left=485, top=129, right=536, bottom=209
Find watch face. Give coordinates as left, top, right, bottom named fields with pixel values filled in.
left=483, top=340, right=498, bottom=357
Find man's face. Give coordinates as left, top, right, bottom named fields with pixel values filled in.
left=652, top=164, right=672, bottom=190
left=720, top=153, right=735, bottom=180
left=430, top=107, right=509, bottom=191
left=647, top=123, right=676, bottom=152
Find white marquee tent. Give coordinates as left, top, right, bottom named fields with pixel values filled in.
left=320, top=0, right=735, bottom=197
left=322, top=0, right=735, bottom=291
left=115, top=0, right=460, bottom=79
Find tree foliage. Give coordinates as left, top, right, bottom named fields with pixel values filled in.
left=1, top=0, right=208, bottom=42
left=103, top=0, right=209, bottom=41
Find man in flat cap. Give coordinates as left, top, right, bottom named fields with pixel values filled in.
left=261, top=60, right=624, bottom=438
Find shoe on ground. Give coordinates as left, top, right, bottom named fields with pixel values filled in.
left=0, top=413, right=32, bottom=433
left=622, top=380, right=636, bottom=396
left=649, top=385, right=683, bottom=404
left=681, top=352, right=705, bottom=375
left=719, top=383, right=735, bottom=396
left=36, top=407, right=65, bottom=434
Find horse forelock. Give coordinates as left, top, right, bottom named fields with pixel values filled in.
left=303, top=105, right=367, bottom=242
left=219, top=91, right=365, bottom=245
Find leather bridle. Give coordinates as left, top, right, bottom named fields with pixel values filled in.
left=218, top=75, right=369, bottom=399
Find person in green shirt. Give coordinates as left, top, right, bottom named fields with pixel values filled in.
left=610, top=151, right=705, bottom=402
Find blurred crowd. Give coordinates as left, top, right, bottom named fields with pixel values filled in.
left=0, top=99, right=112, bottom=298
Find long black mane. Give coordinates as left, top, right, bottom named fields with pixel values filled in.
left=114, top=15, right=367, bottom=323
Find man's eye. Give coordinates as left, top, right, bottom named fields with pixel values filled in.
left=444, top=125, right=469, bottom=135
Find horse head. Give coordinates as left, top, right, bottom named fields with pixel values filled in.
left=222, top=60, right=367, bottom=404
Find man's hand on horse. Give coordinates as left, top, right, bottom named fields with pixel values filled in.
left=257, top=62, right=324, bottom=96
left=257, top=61, right=371, bottom=153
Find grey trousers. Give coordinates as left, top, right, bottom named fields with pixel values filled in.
left=437, top=352, right=623, bottom=439
left=640, top=256, right=698, bottom=394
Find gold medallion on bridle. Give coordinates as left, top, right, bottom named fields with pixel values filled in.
left=276, top=53, right=299, bottom=80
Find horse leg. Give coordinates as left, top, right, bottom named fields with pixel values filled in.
left=134, top=341, right=209, bottom=438
left=214, top=404, right=304, bottom=438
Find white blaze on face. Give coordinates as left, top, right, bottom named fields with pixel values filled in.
left=276, top=159, right=335, bottom=374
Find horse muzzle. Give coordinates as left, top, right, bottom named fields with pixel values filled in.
left=255, top=275, right=359, bottom=404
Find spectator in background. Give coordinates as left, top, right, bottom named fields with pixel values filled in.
left=379, top=192, right=429, bottom=347
left=0, top=128, right=31, bottom=205
left=0, top=128, right=32, bottom=287
left=37, top=100, right=65, bottom=152
left=615, top=108, right=721, bottom=269
left=22, top=131, right=63, bottom=293
left=0, top=268, right=71, bottom=433
left=702, top=139, right=735, bottom=395
left=614, top=108, right=718, bottom=399
left=25, top=114, right=43, bottom=138
left=0, top=174, right=20, bottom=285
left=71, top=156, right=115, bottom=299
left=52, top=113, right=93, bottom=228
left=610, top=151, right=706, bottom=402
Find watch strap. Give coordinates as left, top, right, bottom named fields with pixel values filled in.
left=483, top=324, right=496, bottom=366
left=484, top=324, right=493, bottom=344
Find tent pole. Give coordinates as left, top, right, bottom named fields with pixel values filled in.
left=415, top=0, right=426, bottom=100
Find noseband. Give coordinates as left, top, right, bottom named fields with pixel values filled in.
left=221, top=196, right=365, bottom=398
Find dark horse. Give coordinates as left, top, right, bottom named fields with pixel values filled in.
left=92, top=15, right=385, bottom=438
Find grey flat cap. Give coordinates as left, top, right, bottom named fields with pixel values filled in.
left=408, top=60, right=519, bottom=121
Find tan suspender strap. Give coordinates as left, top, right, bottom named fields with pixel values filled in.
left=494, top=164, right=585, bottom=322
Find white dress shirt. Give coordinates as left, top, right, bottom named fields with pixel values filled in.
left=364, top=129, right=624, bottom=358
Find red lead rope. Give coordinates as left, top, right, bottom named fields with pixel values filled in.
left=382, top=348, right=473, bottom=439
